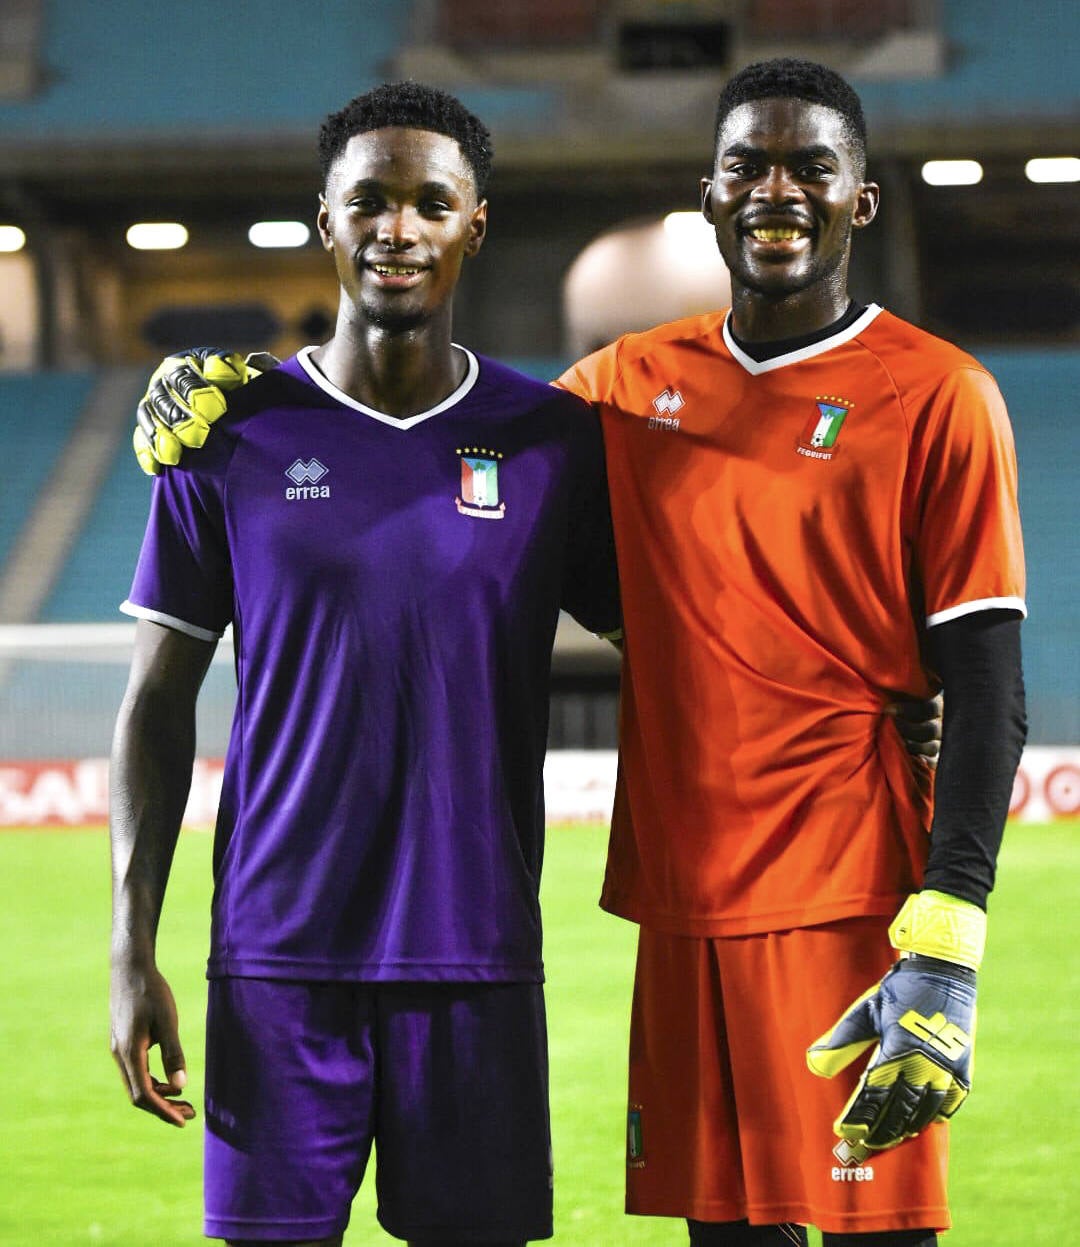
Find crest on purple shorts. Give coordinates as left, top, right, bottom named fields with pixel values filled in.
left=627, top=1105, right=645, bottom=1168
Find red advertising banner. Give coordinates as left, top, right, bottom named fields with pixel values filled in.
left=0, top=758, right=225, bottom=828
left=1, top=748, right=1078, bottom=829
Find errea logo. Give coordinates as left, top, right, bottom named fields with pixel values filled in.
left=831, top=1138, right=875, bottom=1183
left=285, top=458, right=330, bottom=500
left=649, top=388, right=684, bottom=430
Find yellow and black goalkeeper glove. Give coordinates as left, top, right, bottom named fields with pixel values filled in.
left=133, top=348, right=278, bottom=475
left=806, top=890, right=984, bottom=1149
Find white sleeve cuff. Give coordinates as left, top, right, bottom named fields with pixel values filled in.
left=120, top=600, right=223, bottom=642
left=925, top=596, right=1027, bottom=627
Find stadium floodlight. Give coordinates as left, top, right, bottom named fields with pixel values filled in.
left=663, top=210, right=713, bottom=244
left=920, top=160, right=983, bottom=186
left=0, top=225, right=26, bottom=252
left=662, top=211, right=721, bottom=274
left=248, top=220, right=311, bottom=248
left=126, top=222, right=189, bottom=250
left=1024, top=156, right=1080, bottom=184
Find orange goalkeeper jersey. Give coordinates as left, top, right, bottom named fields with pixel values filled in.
left=557, top=305, right=1026, bottom=936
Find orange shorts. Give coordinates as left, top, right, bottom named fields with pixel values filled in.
left=626, top=918, right=950, bottom=1235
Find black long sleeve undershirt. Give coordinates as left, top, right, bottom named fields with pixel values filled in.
left=922, top=609, right=1027, bottom=909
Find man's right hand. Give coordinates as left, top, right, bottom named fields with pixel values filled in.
left=888, top=693, right=943, bottom=767
left=134, top=347, right=277, bottom=475
left=110, top=962, right=195, bottom=1127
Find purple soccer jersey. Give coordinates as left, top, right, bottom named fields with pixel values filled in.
left=123, top=348, right=619, bottom=983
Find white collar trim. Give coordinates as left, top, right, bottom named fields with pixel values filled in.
left=295, top=343, right=480, bottom=428
left=722, top=303, right=884, bottom=375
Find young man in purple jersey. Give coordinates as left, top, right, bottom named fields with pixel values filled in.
left=109, top=82, right=620, bottom=1247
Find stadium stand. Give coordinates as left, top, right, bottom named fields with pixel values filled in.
left=0, top=0, right=555, bottom=146
left=985, top=351, right=1080, bottom=744
left=1, top=1, right=1074, bottom=143
left=0, top=371, right=92, bottom=575
left=856, top=1, right=1076, bottom=122
left=0, top=0, right=410, bottom=133
left=38, top=398, right=151, bottom=623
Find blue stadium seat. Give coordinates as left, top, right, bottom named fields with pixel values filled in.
left=40, top=428, right=152, bottom=622
left=0, top=372, right=94, bottom=569
left=982, top=351, right=1080, bottom=744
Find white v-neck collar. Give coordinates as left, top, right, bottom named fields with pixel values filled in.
left=722, top=303, right=883, bottom=375
left=295, top=343, right=480, bottom=429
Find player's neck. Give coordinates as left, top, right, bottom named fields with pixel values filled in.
left=729, top=277, right=851, bottom=344
left=313, top=318, right=466, bottom=418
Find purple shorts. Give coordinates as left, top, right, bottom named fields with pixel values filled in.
left=203, top=978, right=553, bottom=1243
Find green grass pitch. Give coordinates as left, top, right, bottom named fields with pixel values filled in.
left=1, top=820, right=1077, bottom=1244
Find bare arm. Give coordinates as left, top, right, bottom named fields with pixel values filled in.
left=109, top=619, right=215, bottom=1126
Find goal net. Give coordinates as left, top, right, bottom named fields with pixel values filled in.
left=0, top=622, right=237, bottom=760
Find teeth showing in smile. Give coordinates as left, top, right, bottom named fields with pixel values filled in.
left=372, top=264, right=421, bottom=276
left=750, top=227, right=806, bottom=242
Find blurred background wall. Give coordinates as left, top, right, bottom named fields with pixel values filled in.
left=0, top=0, right=1076, bottom=757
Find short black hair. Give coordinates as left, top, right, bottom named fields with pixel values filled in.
left=714, top=58, right=868, bottom=172
left=318, top=81, right=494, bottom=196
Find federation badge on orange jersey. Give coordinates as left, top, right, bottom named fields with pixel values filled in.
left=796, top=396, right=853, bottom=461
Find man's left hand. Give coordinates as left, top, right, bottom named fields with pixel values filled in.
left=806, top=890, right=984, bottom=1150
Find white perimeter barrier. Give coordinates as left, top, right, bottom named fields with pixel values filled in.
left=1, top=747, right=1079, bottom=829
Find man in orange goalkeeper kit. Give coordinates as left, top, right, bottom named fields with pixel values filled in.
left=132, top=59, right=1025, bottom=1247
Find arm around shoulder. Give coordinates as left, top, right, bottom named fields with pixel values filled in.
left=134, top=347, right=275, bottom=475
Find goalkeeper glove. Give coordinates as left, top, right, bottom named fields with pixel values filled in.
left=806, top=889, right=984, bottom=1150
left=133, top=348, right=278, bottom=475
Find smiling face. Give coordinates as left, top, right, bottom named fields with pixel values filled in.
left=702, top=97, right=878, bottom=319
left=318, top=126, right=487, bottom=334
